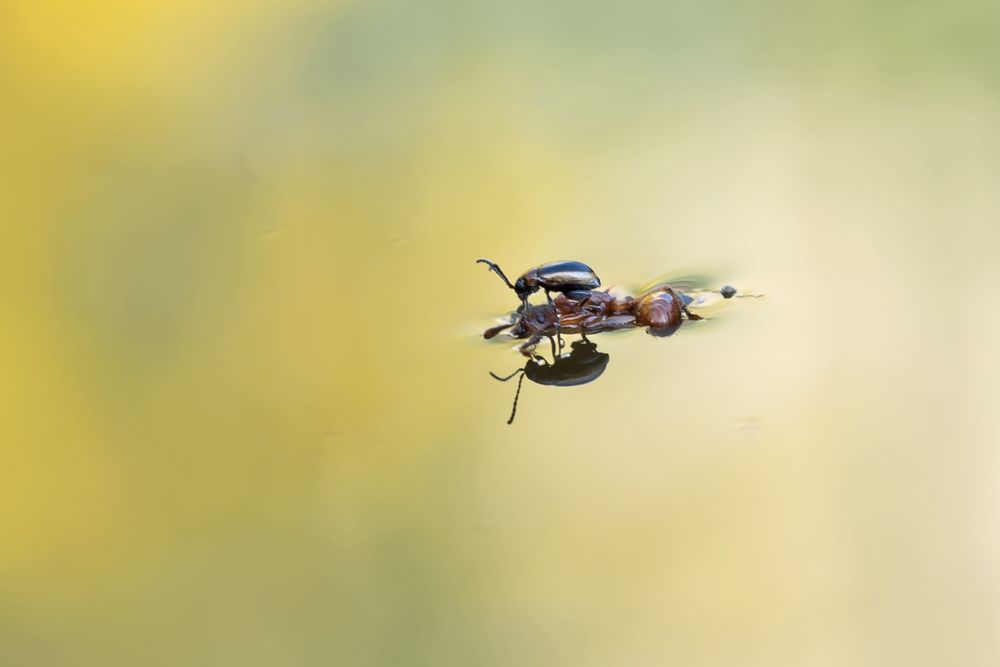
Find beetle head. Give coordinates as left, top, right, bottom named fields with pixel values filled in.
left=514, top=275, right=538, bottom=298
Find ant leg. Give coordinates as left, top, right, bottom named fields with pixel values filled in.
left=667, top=287, right=703, bottom=321
left=579, top=316, right=603, bottom=342
left=520, top=334, right=548, bottom=360
left=547, top=335, right=558, bottom=360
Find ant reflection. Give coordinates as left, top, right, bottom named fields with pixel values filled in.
left=490, top=338, right=609, bottom=425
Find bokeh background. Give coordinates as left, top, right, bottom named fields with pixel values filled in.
left=3, top=1, right=1000, bottom=665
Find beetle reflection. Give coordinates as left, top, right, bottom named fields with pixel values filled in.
left=490, top=339, right=610, bottom=425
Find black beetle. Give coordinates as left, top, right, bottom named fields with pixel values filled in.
left=489, top=339, right=609, bottom=424
left=477, top=259, right=601, bottom=309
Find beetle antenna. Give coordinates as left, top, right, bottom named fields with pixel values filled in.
left=506, top=371, right=526, bottom=425
left=476, top=259, right=516, bottom=291
left=489, top=368, right=524, bottom=382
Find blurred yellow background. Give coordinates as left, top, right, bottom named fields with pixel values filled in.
left=3, top=1, right=1000, bottom=665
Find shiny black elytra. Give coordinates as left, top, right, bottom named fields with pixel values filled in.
left=489, top=339, right=610, bottom=424
left=476, top=259, right=601, bottom=310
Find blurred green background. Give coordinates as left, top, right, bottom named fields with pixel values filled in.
left=3, top=0, right=1000, bottom=665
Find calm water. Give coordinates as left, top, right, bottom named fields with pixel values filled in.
left=4, top=1, right=1000, bottom=665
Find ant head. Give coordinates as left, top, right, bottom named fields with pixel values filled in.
left=532, top=308, right=552, bottom=325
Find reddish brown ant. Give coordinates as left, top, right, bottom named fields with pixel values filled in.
left=555, top=285, right=703, bottom=338
left=484, top=284, right=704, bottom=359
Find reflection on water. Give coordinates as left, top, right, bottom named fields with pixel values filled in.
left=489, top=339, right=610, bottom=424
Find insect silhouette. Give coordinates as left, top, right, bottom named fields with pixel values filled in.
left=490, top=339, right=610, bottom=424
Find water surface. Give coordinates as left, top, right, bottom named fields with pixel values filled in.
left=3, top=1, right=1000, bottom=665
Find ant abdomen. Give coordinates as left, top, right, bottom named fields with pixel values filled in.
left=636, top=292, right=682, bottom=330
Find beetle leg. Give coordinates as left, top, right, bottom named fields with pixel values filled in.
left=545, top=290, right=564, bottom=349
left=489, top=368, right=525, bottom=382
